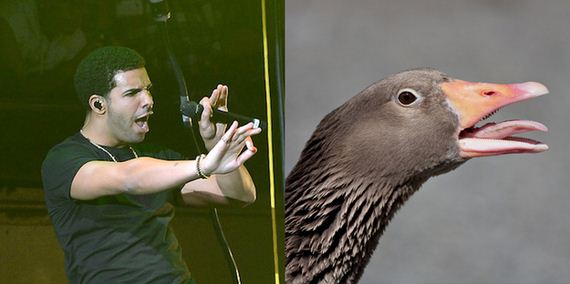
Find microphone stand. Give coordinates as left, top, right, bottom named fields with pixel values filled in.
left=149, top=1, right=242, bottom=283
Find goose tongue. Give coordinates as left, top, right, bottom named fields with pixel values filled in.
left=440, top=79, right=549, bottom=158
left=462, top=120, right=547, bottom=139
left=459, top=120, right=548, bottom=157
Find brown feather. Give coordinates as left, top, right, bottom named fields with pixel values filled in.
left=286, top=68, right=465, bottom=283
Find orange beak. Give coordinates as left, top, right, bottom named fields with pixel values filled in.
left=441, top=79, right=549, bottom=129
left=440, top=79, right=549, bottom=158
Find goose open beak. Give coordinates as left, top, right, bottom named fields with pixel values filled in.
left=440, top=79, right=549, bottom=158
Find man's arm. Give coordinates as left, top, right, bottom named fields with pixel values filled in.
left=71, top=157, right=200, bottom=200
left=71, top=121, right=256, bottom=200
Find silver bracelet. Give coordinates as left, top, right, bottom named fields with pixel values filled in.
left=195, top=154, right=210, bottom=179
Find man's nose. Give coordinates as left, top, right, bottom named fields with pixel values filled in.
left=141, top=90, right=153, bottom=109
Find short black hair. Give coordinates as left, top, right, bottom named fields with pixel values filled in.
left=74, top=46, right=145, bottom=109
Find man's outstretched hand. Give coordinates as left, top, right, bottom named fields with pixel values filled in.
left=201, top=121, right=262, bottom=175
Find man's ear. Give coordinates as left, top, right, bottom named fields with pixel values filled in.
left=88, top=95, right=106, bottom=114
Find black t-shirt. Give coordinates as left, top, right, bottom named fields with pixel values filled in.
left=41, top=132, right=194, bottom=284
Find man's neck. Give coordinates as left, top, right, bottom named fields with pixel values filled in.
left=81, top=116, right=126, bottom=148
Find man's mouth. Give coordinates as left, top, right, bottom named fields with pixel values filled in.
left=440, top=80, right=549, bottom=158
left=134, top=112, right=153, bottom=132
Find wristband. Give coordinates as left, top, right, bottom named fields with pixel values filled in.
left=195, top=154, right=210, bottom=179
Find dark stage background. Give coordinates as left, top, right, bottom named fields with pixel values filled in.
left=0, top=0, right=284, bottom=283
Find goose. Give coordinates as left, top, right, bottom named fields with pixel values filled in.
left=285, top=68, right=548, bottom=283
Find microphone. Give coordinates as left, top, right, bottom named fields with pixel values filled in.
left=181, top=101, right=266, bottom=130
left=148, top=0, right=171, bottom=22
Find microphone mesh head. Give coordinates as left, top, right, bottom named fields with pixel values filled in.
left=180, top=101, right=203, bottom=118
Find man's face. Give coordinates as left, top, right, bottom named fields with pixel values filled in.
left=105, top=67, right=153, bottom=146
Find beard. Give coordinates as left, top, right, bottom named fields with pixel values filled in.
left=106, top=107, right=147, bottom=146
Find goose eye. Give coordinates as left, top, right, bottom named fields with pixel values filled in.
left=398, top=91, right=417, bottom=105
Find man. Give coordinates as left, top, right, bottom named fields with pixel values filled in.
left=41, top=46, right=261, bottom=283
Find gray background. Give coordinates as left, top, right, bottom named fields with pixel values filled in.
left=285, top=1, right=570, bottom=283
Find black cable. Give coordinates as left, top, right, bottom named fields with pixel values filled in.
left=149, top=1, right=242, bottom=283
left=211, top=207, right=242, bottom=284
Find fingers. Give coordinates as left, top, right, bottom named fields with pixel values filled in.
left=234, top=136, right=258, bottom=165
left=218, top=85, right=228, bottom=111
left=209, top=85, right=221, bottom=108
left=236, top=145, right=257, bottom=165
left=220, top=121, right=239, bottom=144
left=245, top=137, right=256, bottom=152
left=216, top=122, right=261, bottom=155
left=200, top=85, right=228, bottom=129
left=231, top=122, right=262, bottom=144
left=200, top=84, right=225, bottom=121
left=199, top=97, right=212, bottom=124
left=210, top=84, right=228, bottom=111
